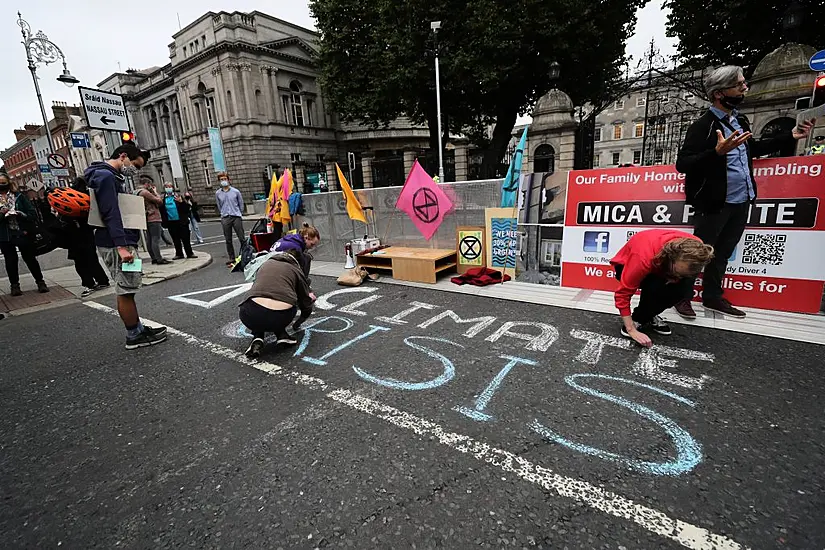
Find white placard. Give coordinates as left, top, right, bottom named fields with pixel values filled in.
left=166, top=140, right=184, bottom=180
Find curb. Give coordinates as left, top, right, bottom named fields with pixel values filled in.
left=4, top=255, right=213, bottom=318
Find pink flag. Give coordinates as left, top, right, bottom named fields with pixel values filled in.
left=395, top=160, right=454, bottom=240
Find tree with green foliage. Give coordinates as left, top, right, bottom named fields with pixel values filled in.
left=310, top=0, right=646, bottom=178
left=665, top=0, right=824, bottom=73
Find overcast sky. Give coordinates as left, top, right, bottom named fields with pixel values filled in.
left=0, top=1, right=675, bottom=153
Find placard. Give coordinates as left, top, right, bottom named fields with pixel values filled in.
left=456, top=226, right=485, bottom=274
left=485, top=207, right=519, bottom=276
left=88, top=190, right=148, bottom=231
left=560, top=156, right=825, bottom=313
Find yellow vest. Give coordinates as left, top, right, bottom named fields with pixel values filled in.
left=810, top=144, right=825, bottom=155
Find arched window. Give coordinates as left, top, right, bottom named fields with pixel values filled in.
left=533, top=144, right=555, bottom=174
left=760, top=117, right=797, bottom=158
left=255, top=89, right=264, bottom=116
left=226, top=90, right=235, bottom=117
left=290, top=81, right=305, bottom=127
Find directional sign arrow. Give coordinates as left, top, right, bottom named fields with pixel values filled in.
left=100, top=116, right=115, bottom=125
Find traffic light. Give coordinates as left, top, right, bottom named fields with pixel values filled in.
left=813, top=75, right=825, bottom=108
left=120, top=131, right=136, bottom=143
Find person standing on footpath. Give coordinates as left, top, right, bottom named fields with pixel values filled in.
left=159, top=182, right=198, bottom=260
left=0, top=170, right=48, bottom=295
left=215, top=171, right=245, bottom=267
left=185, top=191, right=204, bottom=244
left=674, top=65, right=815, bottom=319
left=135, top=175, right=171, bottom=265
left=85, top=142, right=167, bottom=349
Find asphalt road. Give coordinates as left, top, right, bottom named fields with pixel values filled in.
left=1, top=260, right=823, bottom=549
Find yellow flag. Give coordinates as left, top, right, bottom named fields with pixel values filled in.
left=279, top=169, right=293, bottom=224
left=335, top=163, right=367, bottom=223
left=265, top=171, right=279, bottom=221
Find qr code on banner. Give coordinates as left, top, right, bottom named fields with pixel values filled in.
left=626, top=231, right=638, bottom=241
left=742, top=233, right=787, bottom=265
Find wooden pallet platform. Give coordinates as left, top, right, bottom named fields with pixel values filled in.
left=357, top=247, right=457, bottom=284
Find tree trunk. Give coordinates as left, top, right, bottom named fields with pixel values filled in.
left=480, top=107, right=518, bottom=179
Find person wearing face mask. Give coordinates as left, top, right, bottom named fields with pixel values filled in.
left=0, top=170, right=49, bottom=295
left=674, top=65, right=815, bottom=320
left=85, top=142, right=168, bottom=350
left=159, top=183, right=198, bottom=260
left=214, top=172, right=246, bottom=267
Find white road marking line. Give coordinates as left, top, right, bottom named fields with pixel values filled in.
left=83, top=301, right=747, bottom=550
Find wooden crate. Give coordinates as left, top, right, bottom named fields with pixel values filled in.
left=356, top=247, right=457, bottom=284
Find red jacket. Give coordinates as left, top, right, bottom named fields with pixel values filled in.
left=610, top=229, right=700, bottom=316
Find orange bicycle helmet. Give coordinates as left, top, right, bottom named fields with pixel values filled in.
left=47, top=187, right=90, bottom=217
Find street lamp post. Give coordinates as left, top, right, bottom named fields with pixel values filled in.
left=431, top=21, right=445, bottom=182
left=17, top=12, right=80, bottom=154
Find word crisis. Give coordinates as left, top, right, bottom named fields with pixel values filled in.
left=234, top=287, right=717, bottom=477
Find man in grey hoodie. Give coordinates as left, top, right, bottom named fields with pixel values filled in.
left=85, top=142, right=167, bottom=350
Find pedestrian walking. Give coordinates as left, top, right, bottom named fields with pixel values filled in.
left=0, top=170, right=48, bottom=295
left=611, top=229, right=715, bottom=348
left=215, top=172, right=245, bottom=266
left=52, top=178, right=110, bottom=297
left=239, top=248, right=315, bottom=359
left=159, top=183, right=198, bottom=260
left=135, top=175, right=171, bottom=265
left=674, top=65, right=815, bottom=319
left=85, top=142, right=167, bottom=350
left=185, top=192, right=204, bottom=244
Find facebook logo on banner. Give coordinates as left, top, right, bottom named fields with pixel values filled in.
left=583, top=231, right=610, bottom=253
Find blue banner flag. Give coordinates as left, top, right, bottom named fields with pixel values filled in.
left=500, top=126, right=528, bottom=207
left=208, top=127, right=226, bottom=172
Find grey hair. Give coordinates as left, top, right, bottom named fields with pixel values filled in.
left=704, top=65, right=744, bottom=101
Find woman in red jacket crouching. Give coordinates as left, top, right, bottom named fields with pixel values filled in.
left=611, top=229, right=714, bottom=347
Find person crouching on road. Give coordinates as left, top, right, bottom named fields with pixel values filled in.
left=239, top=248, right=315, bottom=359
left=270, top=223, right=320, bottom=296
left=611, top=229, right=714, bottom=348
left=159, top=183, right=198, bottom=260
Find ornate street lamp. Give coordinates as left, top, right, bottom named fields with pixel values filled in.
left=17, top=12, right=80, bottom=153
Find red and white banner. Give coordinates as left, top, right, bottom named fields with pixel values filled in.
left=561, top=156, right=825, bottom=313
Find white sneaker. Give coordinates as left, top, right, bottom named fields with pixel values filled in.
left=80, top=287, right=95, bottom=298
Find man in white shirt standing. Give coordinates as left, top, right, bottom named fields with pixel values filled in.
left=214, top=171, right=245, bottom=266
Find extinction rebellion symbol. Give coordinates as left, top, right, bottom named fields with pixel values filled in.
left=459, top=235, right=481, bottom=260
left=412, top=188, right=439, bottom=223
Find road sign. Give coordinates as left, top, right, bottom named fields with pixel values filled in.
left=25, top=179, right=44, bottom=192
left=52, top=168, right=70, bottom=177
left=810, top=50, right=825, bottom=72
left=47, top=153, right=67, bottom=169
left=39, top=164, right=51, bottom=174
left=70, top=132, right=90, bottom=148
left=78, top=86, right=131, bottom=132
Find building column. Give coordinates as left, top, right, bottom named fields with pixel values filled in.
left=178, top=82, right=194, bottom=133
left=454, top=144, right=470, bottom=182
left=212, top=66, right=228, bottom=123
left=239, top=62, right=254, bottom=120
left=361, top=154, right=374, bottom=188
left=270, top=69, right=285, bottom=123
left=402, top=149, right=417, bottom=175
left=261, top=66, right=276, bottom=122
left=325, top=162, right=338, bottom=191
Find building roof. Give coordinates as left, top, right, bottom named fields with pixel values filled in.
left=752, top=43, right=817, bottom=80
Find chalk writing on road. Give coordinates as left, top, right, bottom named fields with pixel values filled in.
left=208, top=286, right=716, bottom=477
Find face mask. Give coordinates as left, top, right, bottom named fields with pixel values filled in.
left=720, top=94, right=745, bottom=109
left=165, top=187, right=174, bottom=194
left=0, top=184, right=9, bottom=192
left=121, top=165, right=138, bottom=177
left=219, top=180, right=229, bottom=188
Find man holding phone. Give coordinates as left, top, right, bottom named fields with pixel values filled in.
left=85, top=142, right=167, bottom=350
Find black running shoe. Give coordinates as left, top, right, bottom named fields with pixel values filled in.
left=245, top=338, right=265, bottom=359
left=125, top=329, right=168, bottom=350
